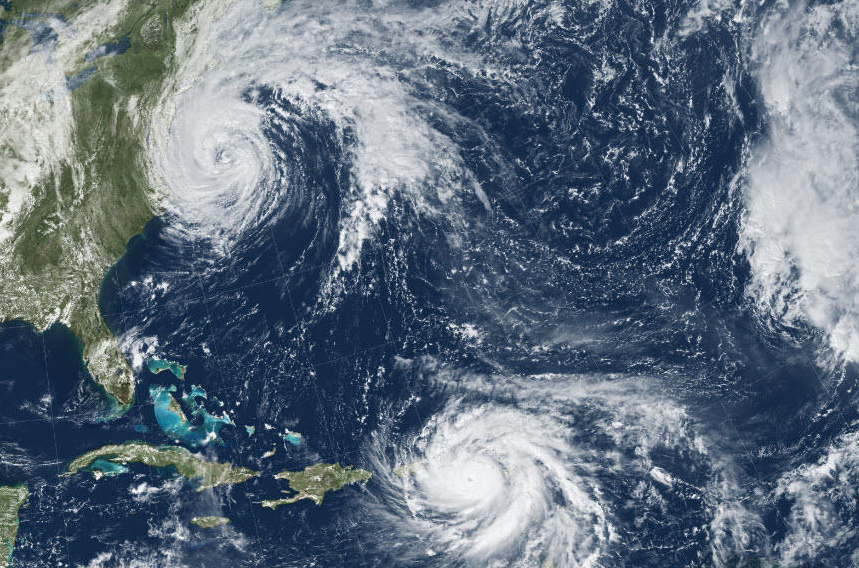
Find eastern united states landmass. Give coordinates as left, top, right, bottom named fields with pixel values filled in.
left=0, top=0, right=224, bottom=412
left=0, top=485, right=27, bottom=568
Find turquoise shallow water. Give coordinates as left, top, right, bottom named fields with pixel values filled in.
left=146, top=357, right=186, bottom=380
left=88, top=459, right=130, bottom=477
left=149, top=384, right=233, bottom=447
left=6, top=0, right=859, bottom=565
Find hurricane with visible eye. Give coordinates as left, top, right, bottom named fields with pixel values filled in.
left=151, top=0, right=487, bottom=272
left=135, top=0, right=777, bottom=565
left=160, top=80, right=274, bottom=240
left=362, top=372, right=758, bottom=568
left=6, top=0, right=859, bottom=565
left=383, top=403, right=609, bottom=567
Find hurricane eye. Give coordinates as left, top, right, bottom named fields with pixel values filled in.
left=214, top=147, right=234, bottom=165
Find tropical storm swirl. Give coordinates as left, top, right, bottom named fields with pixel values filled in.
left=1, top=0, right=859, bottom=566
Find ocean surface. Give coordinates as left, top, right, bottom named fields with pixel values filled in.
left=3, top=0, right=859, bottom=566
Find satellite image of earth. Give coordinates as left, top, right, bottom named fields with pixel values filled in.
left=1, top=0, right=858, bottom=566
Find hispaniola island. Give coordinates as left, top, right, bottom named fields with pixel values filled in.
left=1, top=0, right=858, bottom=566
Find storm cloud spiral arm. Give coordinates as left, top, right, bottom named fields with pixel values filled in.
left=3, top=0, right=859, bottom=566
left=374, top=401, right=610, bottom=567
left=153, top=0, right=489, bottom=272
left=161, top=81, right=273, bottom=237
left=359, top=370, right=759, bottom=568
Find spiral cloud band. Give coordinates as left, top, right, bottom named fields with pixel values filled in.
left=162, top=80, right=272, bottom=241
left=153, top=0, right=487, bottom=271
left=394, top=402, right=609, bottom=566
left=363, top=370, right=759, bottom=568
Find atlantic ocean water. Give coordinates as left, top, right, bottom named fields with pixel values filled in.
left=3, top=0, right=859, bottom=566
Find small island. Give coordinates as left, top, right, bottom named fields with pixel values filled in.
left=150, top=384, right=234, bottom=447
left=146, top=357, right=187, bottom=380
left=261, top=445, right=277, bottom=459
left=283, top=430, right=302, bottom=446
left=190, top=516, right=230, bottom=529
left=0, top=485, right=28, bottom=568
left=392, top=462, right=421, bottom=478
left=66, top=441, right=259, bottom=491
left=261, top=463, right=371, bottom=509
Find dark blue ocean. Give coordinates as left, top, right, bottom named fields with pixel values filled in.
left=3, top=0, right=859, bottom=566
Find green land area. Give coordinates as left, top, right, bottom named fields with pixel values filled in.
left=0, top=485, right=27, bottom=568
left=261, top=463, right=371, bottom=509
left=190, top=515, right=230, bottom=529
left=66, top=441, right=259, bottom=491
left=392, top=462, right=421, bottom=478
left=0, top=0, right=217, bottom=413
left=147, top=358, right=187, bottom=380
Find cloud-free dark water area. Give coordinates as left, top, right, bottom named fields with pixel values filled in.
left=5, top=0, right=859, bottom=566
